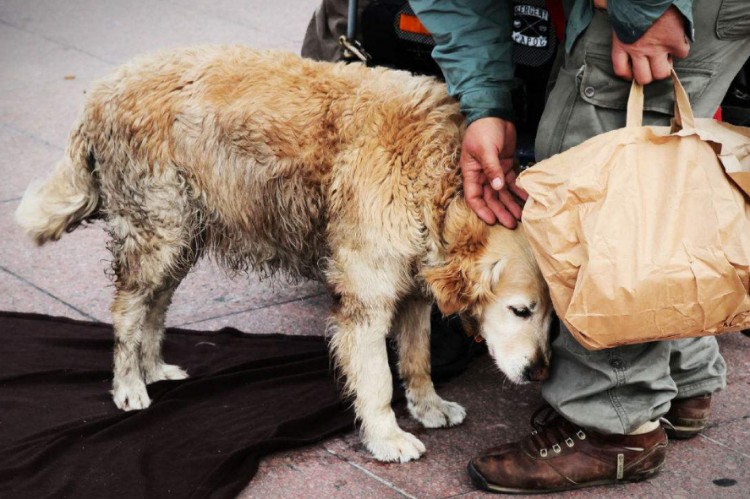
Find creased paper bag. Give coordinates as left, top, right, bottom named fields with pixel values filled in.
left=517, top=71, right=750, bottom=350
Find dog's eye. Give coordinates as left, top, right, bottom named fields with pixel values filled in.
left=509, top=306, right=532, bottom=319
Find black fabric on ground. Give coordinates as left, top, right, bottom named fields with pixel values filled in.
left=0, top=312, right=354, bottom=499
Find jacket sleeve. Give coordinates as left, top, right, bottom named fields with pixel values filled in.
left=408, top=0, right=515, bottom=124
left=607, top=0, right=694, bottom=44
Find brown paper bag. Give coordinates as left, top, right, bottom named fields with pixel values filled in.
left=517, top=71, right=750, bottom=350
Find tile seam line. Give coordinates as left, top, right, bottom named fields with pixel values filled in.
left=0, top=264, right=97, bottom=320
left=323, top=448, right=418, bottom=499
left=698, top=433, right=750, bottom=459
left=174, top=291, right=328, bottom=327
left=0, top=122, right=65, bottom=151
left=0, top=18, right=117, bottom=66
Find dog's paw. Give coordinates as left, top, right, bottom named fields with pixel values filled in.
left=112, top=378, right=151, bottom=411
left=408, top=397, right=466, bottom=429
left=365, top=429, right=426, bottom=463
left=144, top=363, right=189, bottom=384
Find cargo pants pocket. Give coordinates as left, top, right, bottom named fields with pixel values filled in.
left=716, top=0, right=750, bottom=40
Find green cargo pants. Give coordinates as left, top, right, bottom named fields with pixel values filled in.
left=536, top=0, right=750, bottom=434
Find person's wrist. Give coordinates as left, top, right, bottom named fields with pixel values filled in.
left=464, top=109, right=514, bottom=127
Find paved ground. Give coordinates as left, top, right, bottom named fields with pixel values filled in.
left=2, top=1, right=749, bottom=498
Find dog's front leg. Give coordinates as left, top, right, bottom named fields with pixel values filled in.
left=395, top=299, right=466, bottom=428
left=331, top=296, right=426, bottom=463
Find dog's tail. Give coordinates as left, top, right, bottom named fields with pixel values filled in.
left=15, top=121, right=99, bottom=245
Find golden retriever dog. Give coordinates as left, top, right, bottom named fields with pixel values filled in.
left=15, top=47, right=552, bottom=462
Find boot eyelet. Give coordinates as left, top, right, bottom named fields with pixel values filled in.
left=540, top=448, right=548, bottom=457
left=552, top=444, right=561, bottom=453
left=576, top=430, right=586, bottom=440
left=565, top=438, right=575, bottom=447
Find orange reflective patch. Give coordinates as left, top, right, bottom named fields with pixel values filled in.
left=398, top=13, right=430, bottom=35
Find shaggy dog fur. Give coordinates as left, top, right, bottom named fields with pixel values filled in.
left=16, top=47, right=551, bottom=463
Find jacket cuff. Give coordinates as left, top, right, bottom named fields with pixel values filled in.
left=672, top=0, right=695, bottom=42
left=459, top=86, right=515, bottom=125
left=610, top=0, right=694, bottom=45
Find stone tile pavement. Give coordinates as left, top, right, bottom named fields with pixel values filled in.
left=1, top=1, right=749, bottom=497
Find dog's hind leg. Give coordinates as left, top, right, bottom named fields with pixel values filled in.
left=329, top=258, right=426, bottom=463
left=395, top=298, right=466, bottom=428
left=111, top=275, right=190, bottom=410
left=109, top=211, right=195, bottom=411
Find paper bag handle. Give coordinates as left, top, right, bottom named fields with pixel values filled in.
left=626, top=69, right=696, bottom=130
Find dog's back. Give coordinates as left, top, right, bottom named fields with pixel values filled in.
left=24, top=46, right=460, bottom=281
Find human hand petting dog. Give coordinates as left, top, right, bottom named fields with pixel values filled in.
left=460, top=117, right=527, bottom=228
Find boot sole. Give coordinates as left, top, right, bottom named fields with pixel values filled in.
left=664, top=426, right=703, bottom=440
left=467, top=461, right=663, bottom=494
left=662, top=418, right=706, bottom=440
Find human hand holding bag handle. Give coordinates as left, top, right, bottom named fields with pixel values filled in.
left=517, top=70, right=750, bottom=350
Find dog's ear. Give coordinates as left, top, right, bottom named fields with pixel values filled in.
left=479, top=259, right=506, bottom=295
left=423, top=259, right=472, bottom=315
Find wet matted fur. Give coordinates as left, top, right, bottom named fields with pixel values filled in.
left=16, top=46, right=551, bottom=463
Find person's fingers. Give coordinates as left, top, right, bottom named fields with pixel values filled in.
left=469, top=198, right=498, bottom=225
left=498, top=187, right=523, bottom=221
left=671, top=34, right=690, bottom=59
left=499, top=122, right=517, bottom=164
left=611, top=37, right=633, bottom=81
left=631, top=55, right=653, bottom=85
left=609, top=6, right=690, bottom=85
left=461, top=160, right=485, bottom=202
left=479, top=150, right=506, bottom=190
left=483, top=185, right=516, bottom=228
left=462, top=164, right=496, bottom=225
left=505, top=169, right=529, bottom=202
left=483, top=184, right=505, bottom=218
left=494, top=158, right=523, bottom=220
left=649, top=53, right=672, bottom=80
left=499, top=157, right=515, bottom=181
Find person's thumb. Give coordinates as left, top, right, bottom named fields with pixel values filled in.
left=480, top=150, right=505, bottom=191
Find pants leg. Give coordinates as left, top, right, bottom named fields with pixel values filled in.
left=537, top=0, right=749, bottom=434
left=542, top=328, right=726, bottom=434
left=669, top=337, right=727, bottom=400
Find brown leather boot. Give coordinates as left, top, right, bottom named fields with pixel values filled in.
left=468, top=407, right=667, bottom=494
left=662, top=394, right=712, bottom=439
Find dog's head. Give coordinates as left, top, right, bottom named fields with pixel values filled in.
left=424, top=200, right=552, bottom=384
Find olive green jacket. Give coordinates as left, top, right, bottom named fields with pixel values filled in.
left=408, top=0, right=694, bottom=123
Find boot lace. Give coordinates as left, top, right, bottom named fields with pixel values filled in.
left=529, top=406, right=586, bottom=457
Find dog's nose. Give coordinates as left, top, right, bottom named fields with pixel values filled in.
left=523, top=358, right=550, bottom=382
